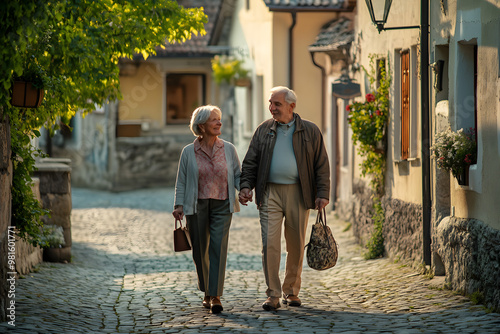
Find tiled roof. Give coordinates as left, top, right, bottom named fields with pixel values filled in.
left=308, top=16, right=353, bottom=52
left=264, top=0, right=349, bottom=11
left=153, top=0, right=222, bottom=58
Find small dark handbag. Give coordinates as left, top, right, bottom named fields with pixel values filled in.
left=173, top=219, right=192, bottom=252
left=306, top=208, right=338, bottom=270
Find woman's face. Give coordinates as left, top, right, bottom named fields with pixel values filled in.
left=200, top=110, right=222, bottom=137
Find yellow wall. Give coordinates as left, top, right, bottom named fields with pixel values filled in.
left=273, top=12, right=336, bottom=127
left=355, top=0, right=422, bottom=204
left=118, top=62, right=163, bottom=125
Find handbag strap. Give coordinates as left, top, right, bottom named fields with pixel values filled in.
left=317, top=207, right=327, bottom=227
left=175, top=218, right=183, bottom=229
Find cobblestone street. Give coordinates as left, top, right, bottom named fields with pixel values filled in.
left=2, top=188, right=500, bottom=333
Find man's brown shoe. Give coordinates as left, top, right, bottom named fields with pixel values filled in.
left=202, top=296, right=211, bottom=309
left=262, top=297, right=281, bottom=311
left=210, top=296, right=223, bottom=314
left=283, top=294, right=301, bottom=307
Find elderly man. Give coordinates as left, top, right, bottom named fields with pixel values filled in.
left=239, top=86, right=330, bottom=311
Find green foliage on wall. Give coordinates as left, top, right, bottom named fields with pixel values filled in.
left=347, top=55, right=390, bottom=195
left=348, top=55, right=391, bottom=259
left=364, top=197, right=385, bottom=259
left=1, top=0, right=207, bottom=245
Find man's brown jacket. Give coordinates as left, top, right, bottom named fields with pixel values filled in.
left=240, top=113, right=330, bottom=209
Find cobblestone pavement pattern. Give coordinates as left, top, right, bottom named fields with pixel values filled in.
left=2, top=188, right=500, bottom=333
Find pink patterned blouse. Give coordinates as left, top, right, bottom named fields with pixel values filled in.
left=194, top=137, right=229, bottom=200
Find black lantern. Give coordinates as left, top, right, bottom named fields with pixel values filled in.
left=365, top=0, right=393, bottom=32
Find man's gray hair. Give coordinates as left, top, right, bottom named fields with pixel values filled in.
left=189, top=105, right=222, bottom=136
left=270, top=86, right=297, bottom=105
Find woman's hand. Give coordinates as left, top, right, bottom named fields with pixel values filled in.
left=172, top=206, right=184, bottom=220
left=239, top=188, right=253, bottom=206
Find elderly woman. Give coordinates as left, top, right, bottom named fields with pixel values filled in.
left=172, top=105, right=241, bottom=314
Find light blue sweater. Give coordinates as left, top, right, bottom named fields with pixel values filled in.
left=173, top=139, right=241, bottom=215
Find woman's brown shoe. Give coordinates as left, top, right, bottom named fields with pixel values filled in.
left=202, top=296, right=211, bottom=309
left=210, top=296, right=223, bottom=314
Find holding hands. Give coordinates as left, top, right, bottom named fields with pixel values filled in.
left=239, top=188, right=253, bottom=206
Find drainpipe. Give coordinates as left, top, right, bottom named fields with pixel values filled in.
left=310, top=51, right=335, bottom=208
left=421, top=0, right=431, bottom=266
left=289, top=12, right=297, bottom=88
left=309, top=51, right=326, bottom=132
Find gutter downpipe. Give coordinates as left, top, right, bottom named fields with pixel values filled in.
left=289, top=12, right=297, bottom=88
left=421, top=0, right=431, bottom=266
left=310, top=51, right=335, bottom=208
left=309, top=51, right=327, bottom=133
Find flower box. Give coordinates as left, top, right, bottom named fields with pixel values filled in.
left=11, top=81, right=44, bottom=108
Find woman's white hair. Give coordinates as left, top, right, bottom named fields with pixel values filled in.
left=189, top=105, right=222, bottom=136
left=270, top=86, right=297, bottom=105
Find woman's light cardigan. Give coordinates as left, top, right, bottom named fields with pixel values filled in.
left=173, top=139, right=241, bottom=215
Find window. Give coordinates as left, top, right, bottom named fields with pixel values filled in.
left=401, top=50, right=410, bottom=160
left=456, top=43, right=476, bottom=133
left=166, top=73, right=205, bottom=124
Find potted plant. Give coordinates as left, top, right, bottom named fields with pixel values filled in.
left=431, top=127, right=477, bottom=185
left=211, top=55, right=251, bottom=87
left=11, top=60, right=46, bottom=108
left=41, top=225, right=67, bottom=262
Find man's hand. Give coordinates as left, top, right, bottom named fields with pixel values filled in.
left=315, top=198, right=329, bottom=211
left=239, top=188, right=253, bottom=206
left=172, top=206, right=184, bottom=220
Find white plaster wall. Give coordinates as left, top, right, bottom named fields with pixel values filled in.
left=432, top=0, right=500, bottom=229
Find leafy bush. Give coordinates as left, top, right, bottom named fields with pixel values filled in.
left=40, top=225, right=66, bottom=248
left=211, top=55, right=249, bottom=85
left=364, top=198, right=385, bottom=259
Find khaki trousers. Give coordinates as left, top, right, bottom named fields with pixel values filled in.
left=259, top=183, right=310, bottom=298
left=186, top=199, right=232, bottom=297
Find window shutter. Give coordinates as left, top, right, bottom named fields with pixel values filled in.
left=401, top=51, right=410, bottom=160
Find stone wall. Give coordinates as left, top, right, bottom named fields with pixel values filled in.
left=0, top=115, right=43, bottom=322
left=433, top=217, right=500, bottom=312
left=113, top=135, right=188, bottom=191
left=15, top=179, right=43, bottom=275
left=347, top=180, right=423, bottom=264
left=350, top=180, right=378, bottom=247
left=34, top=160, right=72, bottom=262
left=383, top=198, right=423, bottom=265
left=0, top=112, right=12, bottom=322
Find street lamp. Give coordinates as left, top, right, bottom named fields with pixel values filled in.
left=365, top=0, right=392, bottom=32
left=365, top=0, right=419, bottom=32
left=364, top=0, right=432, bottom=266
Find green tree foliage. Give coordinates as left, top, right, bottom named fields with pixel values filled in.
left=1, top=0, right=207, bottom=245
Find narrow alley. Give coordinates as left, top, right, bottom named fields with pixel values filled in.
left=1, top=188, right=499, bottom=333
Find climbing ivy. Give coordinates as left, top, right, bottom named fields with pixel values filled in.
left=347, top=55, right=391, bottom=259
left=1, top=0, right=207, bottom=245
left=347, top=55, right=390, bottom=195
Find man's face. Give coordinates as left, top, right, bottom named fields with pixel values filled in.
left=269, top=92, right=295, bottom=124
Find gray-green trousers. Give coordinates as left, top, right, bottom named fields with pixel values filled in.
left=186, top=199, right=232, bottom=297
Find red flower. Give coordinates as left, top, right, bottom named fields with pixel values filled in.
left=376, top=110, right=381, bottom=116
left=365, top=93, right=375, bottom=102
left=346, top=104, right=351, bottom=111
